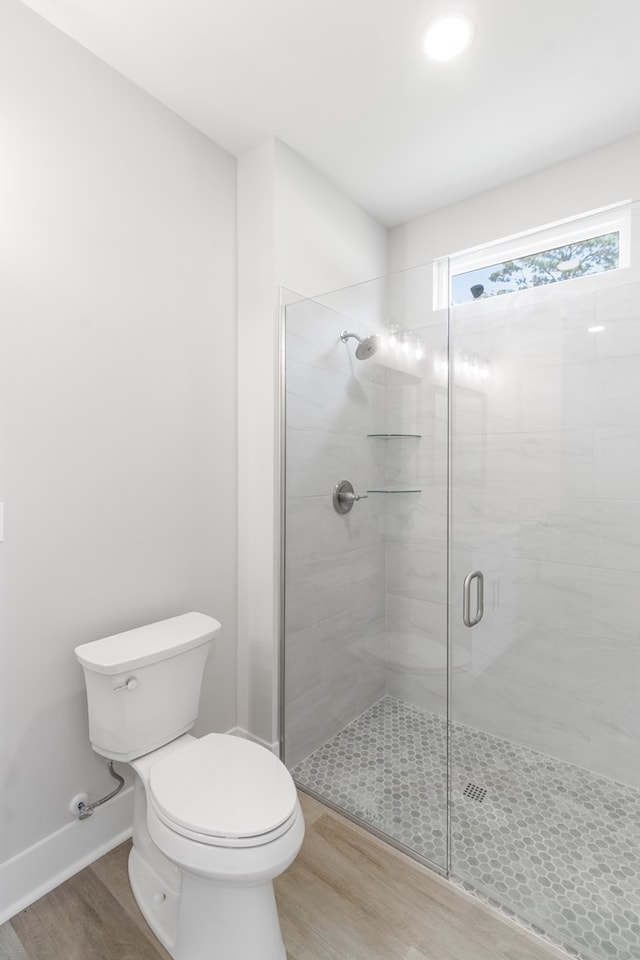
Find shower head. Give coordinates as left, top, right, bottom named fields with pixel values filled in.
left=340, top=330, right=380, bottom=361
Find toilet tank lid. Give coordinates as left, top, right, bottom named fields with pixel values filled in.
left=74, top=613, right=221, bottom=675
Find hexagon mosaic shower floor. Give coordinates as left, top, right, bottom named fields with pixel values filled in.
left=291, top=696, right=640, bottom=960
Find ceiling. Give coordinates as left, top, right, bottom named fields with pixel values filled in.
left=19, top=0, right=640, bottom=226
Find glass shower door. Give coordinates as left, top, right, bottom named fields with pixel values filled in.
left=282, top=264, right=449, bottom=871
left=449, top=225, right=640, bottom=960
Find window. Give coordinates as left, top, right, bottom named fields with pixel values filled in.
left=452, top=231, right=619, bottom=305
left=434, top=203, right=631, bottom=309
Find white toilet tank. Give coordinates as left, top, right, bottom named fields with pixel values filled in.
left=75, top=613, right=221, bottom=762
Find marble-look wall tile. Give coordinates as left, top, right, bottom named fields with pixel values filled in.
left=386, top=541, right=447, bottom=605
left=286, top=360, right=377, bottom=436
left=452, top=670, right=591, bottom=769
left=285, top=292, right=388, bottom=766
left=384, top=375, right=421, bottom=436
left=285, top=298, right=355, bottom=374
left=416, top=435, right=448, bottom=492
left=285, top=604, right=386, bottom=766
left=380, top=340, right=450, bottom=712
left=287, top=272, right=640, bottom=789
left=452, top=289, right=597, bottom=372
left=346, top=618, right=388, bottom=715
left=590, top=566, right=640, bottom=644
left=382, top=490, right=446, bottom=545
left=594, top=280, right=640, bottom=359
left=481, top=621, right=639, bottom=707
left=385, top=594, right=449, bottom=716
left=510, top=559, right=593, bottom=635
left=285, top=672, right=365, bottom=768
left=385, top=669, right=447, bottom=716
left=380, top=435, right=421, bottom=484
left=286, top=494, right=381, bottom=566
left=446, top=277, right=640, bottom=785
left=380, top=436, right=447, bottom=493
left=517, top=360, right=596, bottom=432
left=589, top=708, right=640, bottom=788
left=595, top=355, right=640, bottom=428
left=286, top=429, right=368, bottom=499
left=286, top=298, right=386, bottom=383
left=597, top=499, right=640, bottom=572
left=594, top=427, right=640, bottom=500
left=285, top=544, right=384, bottom=634
left=453, top=430, right=594, bottom=499
left=450, top=492, right=520, bottom=557
left=517, top=497, right=599, bottom=565
left=578, top=648, right=640, bottom=722
left=463, top=618, right=513, bottom=679
left=452, top=371, right=520, bottom=437
left=386, top=595, right=448, bottom=662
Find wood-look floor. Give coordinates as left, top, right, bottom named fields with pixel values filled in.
left=1, top=792, right=569, bottom=960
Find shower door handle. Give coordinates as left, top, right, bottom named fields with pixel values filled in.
left=463, top=570, right=484, bottom=627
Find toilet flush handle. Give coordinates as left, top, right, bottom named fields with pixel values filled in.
left=113, top=676, right=138, bottom=692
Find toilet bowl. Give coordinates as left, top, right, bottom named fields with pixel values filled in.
left=75, top=613, right=304, bottom=960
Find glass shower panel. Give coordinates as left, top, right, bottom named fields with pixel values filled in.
left=282, top=263, right=449, bottom=870
left=449, top=204, right=640, bottom=960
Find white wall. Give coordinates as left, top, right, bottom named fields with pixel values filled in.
left=236, top=140, right=278, bottom=747
left=0, top=0, right=237, bottom=914
left=390, top=132, right=640, bottom=272
left=237, top=140, right=387, bottom=748
left=274, top=142, right=389, bottom=299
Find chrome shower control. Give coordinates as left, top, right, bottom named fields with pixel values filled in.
left=333, top=480, right=368, bottom=514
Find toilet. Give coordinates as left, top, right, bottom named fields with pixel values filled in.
left=75, top=612, right=304, bottom=960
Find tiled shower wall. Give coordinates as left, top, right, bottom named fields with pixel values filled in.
left=284, top=298, right=387, bottom=766
left=382, top=321, right=449, bottom=715
left=285, top=269, right=640, bottom=790
left=450, top=276, right=640, bottom=788
left=377, top=266, right=450, bottom=717
left=284, top=271, right=450, bottom=767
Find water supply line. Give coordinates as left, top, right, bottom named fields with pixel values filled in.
left=76, top=761, right=125, bottom=820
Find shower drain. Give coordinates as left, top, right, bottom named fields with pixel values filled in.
left=463, top=782, right=487, bottom=803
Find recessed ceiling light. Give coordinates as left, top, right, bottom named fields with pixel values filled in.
left=424, top=14, right=474, bottom=62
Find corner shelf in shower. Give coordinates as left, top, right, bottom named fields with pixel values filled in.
left=366, top=434, right=421, bottom=495
left=366, top=488, right=422, bottom=494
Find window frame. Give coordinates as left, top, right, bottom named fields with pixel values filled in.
left=433, top=201, right=632, bottom=310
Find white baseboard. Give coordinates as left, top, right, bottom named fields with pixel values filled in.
left=226, top=725, right=280, bottom=756
left=1, top=728, right=280, bottom=924
left=0, top=785, right=134, bottom=925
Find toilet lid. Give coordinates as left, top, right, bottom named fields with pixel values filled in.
left=148, top=733, right=297, bottom=840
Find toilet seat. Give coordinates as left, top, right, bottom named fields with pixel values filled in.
left=148, top=733, right=298, bottom=848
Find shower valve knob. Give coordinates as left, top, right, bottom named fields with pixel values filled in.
left=333, top=480, right=367, bottom=514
